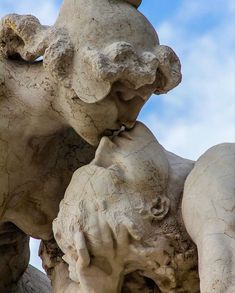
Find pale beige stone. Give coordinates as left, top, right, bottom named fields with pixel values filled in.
left=1, top=0, right=233, bottom=292
left=53, top=122, right=199, bottom=292
left=182, top=143, right=235, bottom=293
left=0, top=0, right=181, bottom=290
left=0, top=0, right=181, bottom=144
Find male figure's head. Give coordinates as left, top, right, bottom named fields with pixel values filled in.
left=53, top=122, right=173, bottom=291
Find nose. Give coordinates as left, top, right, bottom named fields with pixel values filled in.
left=114, top=90, right=145, bottom=129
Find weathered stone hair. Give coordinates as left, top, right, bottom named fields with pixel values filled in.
left=0, top=8, right=181, bottom=103
left=0, top=14, right=74, bottom=88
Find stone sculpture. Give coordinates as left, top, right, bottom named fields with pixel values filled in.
left=182, top=143, right=235, bottom=292
left=53, top=122, right=199, bottom=292
left=0, top=0, right=234, bottom=292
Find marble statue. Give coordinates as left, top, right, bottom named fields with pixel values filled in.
left=0, top=0, right=234, bottom=292
left=182, top=143, right=235, bottom=292
left=0, top=0, right=180, bottom=291
left=52, top=122, right=199, bottom=293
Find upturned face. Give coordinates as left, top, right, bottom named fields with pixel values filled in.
left=53, top=122, right=171, bottom=283
left=93, top=122, right=169, bottom=191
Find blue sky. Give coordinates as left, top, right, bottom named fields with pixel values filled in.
left=1, top=0, right=234, bottom=272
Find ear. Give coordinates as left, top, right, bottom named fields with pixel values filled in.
left=0, top=14, right=49, bottom=61
left=125, top=0, right=142, bottom=8
left=151, top=195, right=170, bottom=221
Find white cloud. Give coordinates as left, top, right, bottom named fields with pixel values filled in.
left=228, top=0, right=235, bottom=13
left=176, top=0, right=234, bottom=23
left=0, top=0, right=59, bottom=24
left=142, top=1, right=235, bottom=160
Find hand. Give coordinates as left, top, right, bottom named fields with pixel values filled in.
left=70, top=219, right=140, bottom=293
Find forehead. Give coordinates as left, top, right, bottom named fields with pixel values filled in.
left=68, top=165, right=123, bottom=200
left=93, top=134, right=169, bottom=192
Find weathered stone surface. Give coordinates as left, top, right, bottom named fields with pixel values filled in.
left=12, top=265, right=51, bottom=293
left=53, top=122, right=199, bottom=292
left=0, top=223, right=29, bottom=292
left=0, top=0, right=181, bottom=290
left=182, top=143, right=235, bottom=293
left=0, top=0, right=181, bottom=144
left=0, top=0, right=233, bottom=292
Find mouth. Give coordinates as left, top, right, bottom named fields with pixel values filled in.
left=102, top=124, right=125, bottom=137
left=103, top=125, right=133, bottom=143
left=102, top=129, right=119, bottom=137
left=111, top=125, right=126, bottom=137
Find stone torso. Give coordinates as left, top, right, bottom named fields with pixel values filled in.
left=0, top=127, right=95, bottom=240
left=0, top=58, right=95, bottom=239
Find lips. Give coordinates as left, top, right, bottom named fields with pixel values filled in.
left=102, top=123, right=125, bottom=136
left=103, top=129, right=118, bottom=137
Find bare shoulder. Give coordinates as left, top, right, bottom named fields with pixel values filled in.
left=182, top=143, right=235, bottom=240
left=184, top=143, right=235, bottom=196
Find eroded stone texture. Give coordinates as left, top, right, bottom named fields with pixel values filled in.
left=182, top=143, right=235, bottom=293
left=53, top=122, right=199, bottom=293
left=0, top=0, right=181, bottom=144
left=0, top=0, right=181, bottom=290
left=0, top=126, right=95, bottom=291
left=1, top=0, right=233, bottom=292
left=12, top=265, right=51, bottom=293
left=0, top=223, right=29, bottom=292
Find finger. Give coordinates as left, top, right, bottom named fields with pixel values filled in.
left=86, top=216, right=103, bottom=251
left=117, top=224, right=129, bottom=247
left=123, top=218, right=143, bottom=241
left=129, top=244, right=155, bottom=257
left=99, top=216, right=115, bottom=251
left=74, top=230, right=90, bottom=268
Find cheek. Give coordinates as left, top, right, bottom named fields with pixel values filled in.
left=71, top=99, right=119, bottom=127
left=92, top=99, right=119, bottom=125
left=65, top=97, right=121, bottom=145
left=115, top=95, right=145, bottom=126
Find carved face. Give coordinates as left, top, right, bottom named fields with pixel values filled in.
left=93, top=122, right=169, bottom=192
left=53, top=122, right=172, bottom=288
left=56, top=82, right=151, bottom=145
left=0, top=0, right=181, bottom=145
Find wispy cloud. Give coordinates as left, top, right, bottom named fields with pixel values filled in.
left=0, top=0, right=59, bottom=24
left=140, top=0, right=235, bottom=160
